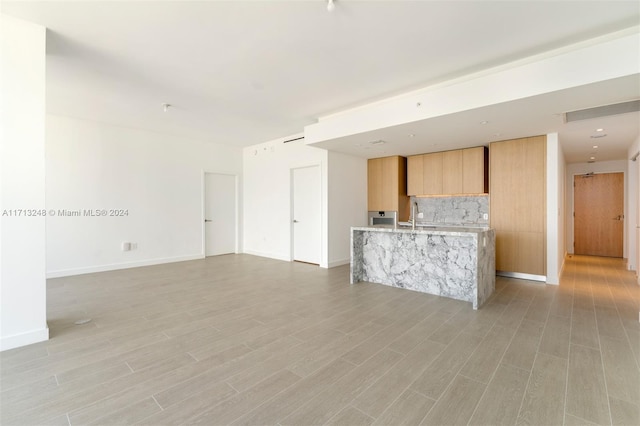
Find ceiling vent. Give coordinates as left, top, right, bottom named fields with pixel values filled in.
left=565, top=100, right=640, bottom=123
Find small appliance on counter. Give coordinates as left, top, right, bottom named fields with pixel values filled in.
left=368, top=211, right=397, bottom=227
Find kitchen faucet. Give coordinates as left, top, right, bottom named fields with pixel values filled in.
left=411, top=201, right=418, bottom=230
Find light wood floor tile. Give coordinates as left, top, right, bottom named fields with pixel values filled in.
left=372, top=389, right=434, bottom=426
left=599, top=334, right=640, bottom=406
left=565, top=413, right=600, bottom=425
left=427, top=310, right=475, bottom=344
left=325, top=406, right=375, bottom=426
left=538, top=314, right=571, bottom=359
left=137, top=382, right=237, bottom=425
left=494, top=300, right=531, bottom=329
left=501, top=320, right=545, bottom=371
left=0, top=375, right=62, bottom=419
left=87, top=397, right=161, bottom=426
left=5, top=354, right=194, bottom=425
left=420, top=374, right=486, bottom=426
left=351, top=337, right=445, bottom=418
left=566, top=344, right=611, bottom=425
left=609, top=396, right=640, bottom=426
left=595, top=305, right=627, bottom=340
left=468, top=363, right=530, bottom=426
left=188, top=369, right=301, bottom=425
left=339, top=300, right=432, bottom=365
left=281, top=348, right=404, bottom=425
left=624, top=327, right=640, bottom=368
left=386, top=311, right=449, bottom=354
left=41, top=414, right=71, bottom=426
left=523, top=295, right=553, bottom=323
left=409, top=331, right=484, bottom=400
left=459, top=325, right=515, bottom=383
left=231, top=358, right=355, bottom=425
left=516, top=352, right=567, bottom=426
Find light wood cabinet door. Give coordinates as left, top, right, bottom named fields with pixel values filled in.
left=490, top=136, right=546, bottom=276
left=442, top=150, right=463, bottom=195
left=423, top=152, right=443, bottom=195
left=407, top=155, right=424, bottom=196
left=367, top=158, right=383, bottom=211
left=462, top=147, right=487, bottom=194
left=367, top=156, right=409, bottom=220
left=381, top=156, right=398, bottom=211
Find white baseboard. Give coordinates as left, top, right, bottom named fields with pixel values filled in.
left=559, top=252, right=567, bottom=278
left=46, top=254, right=205, bottom=278
left=328, top=258, right=350, bottom=268
left=1, top=327, right=49, bottom=352
left=242, top=250, right=291, bottom=263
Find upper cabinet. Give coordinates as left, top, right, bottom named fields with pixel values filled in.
left=367, top=156, right=410, bottom=220
left=407, top=147, right=488, bottom=196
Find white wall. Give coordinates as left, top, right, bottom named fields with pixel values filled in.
left=46, top=115, right=242, bottom=277
left=0, top=16, right=49, bottom=351
left=328, top=151, right=368, bottom=267
left=628, top=135, right=640, bottom=272
left=565, top=160, right=629, bottom=258
left=243, top=135, right=329, bottom=266
left=546, top=133, right=566, bottom=285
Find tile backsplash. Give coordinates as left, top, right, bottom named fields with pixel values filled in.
left=410, top=195, right=489, bottom=225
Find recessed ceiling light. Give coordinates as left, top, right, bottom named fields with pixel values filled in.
left=590, top=156, right=596, bottom=160
left=369, top=140, right=386, bottom=146
left=593, top=145, right=598, bottom=149
left=408, top=134, right=415, bottom=138
left=596, top=128, right=604, bottom=132
left=480, top=121, right=489, bottom=125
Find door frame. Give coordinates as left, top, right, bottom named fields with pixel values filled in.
left=290, top=163, right=322, bottom=264
left=569, top=169, right=626, bottom=257
left=201, top=170, right=240, bottom=256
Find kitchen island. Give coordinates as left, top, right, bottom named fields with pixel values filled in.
left=351, top=225, right=495, bottom=309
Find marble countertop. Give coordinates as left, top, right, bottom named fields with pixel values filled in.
left=352, top=224, right=492, bottom=236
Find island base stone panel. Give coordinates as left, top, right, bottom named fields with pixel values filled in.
left=351, top=226, right=495, bottom=309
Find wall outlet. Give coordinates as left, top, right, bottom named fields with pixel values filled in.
left=418, top=212, right=424, bottom=219
left=131, top=243, right=138, bottom=250
left=121, top=242, right=131, bottom=251
left=483, top=213, right=489, bottom=220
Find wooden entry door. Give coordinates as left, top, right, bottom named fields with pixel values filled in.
left=574, top=172, right=624, bottom=257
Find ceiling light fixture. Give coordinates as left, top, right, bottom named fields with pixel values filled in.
left=596, top=128, right=604, bottom=132
left=593, top=145, right=599, bottom=149
left=480, top=121, right=489, bottom=125
left=327, top=0, right=335, bottom=12
left=162, top=103, right=171, bottom=112
left=590, top=156, right=596, bottom=160
left=590, top=134, right=607, bottom=139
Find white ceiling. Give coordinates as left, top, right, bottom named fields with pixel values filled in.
left=3, top=0, right=639, bottom=163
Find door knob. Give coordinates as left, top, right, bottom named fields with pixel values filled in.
left=205, top=219, right=212, bottom=222
left=293, top=220, right=299, bottom=223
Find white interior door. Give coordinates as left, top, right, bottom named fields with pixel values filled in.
left=292, top=166, right=321, bottom=264
left=205, top=173, right=236, bottom=256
